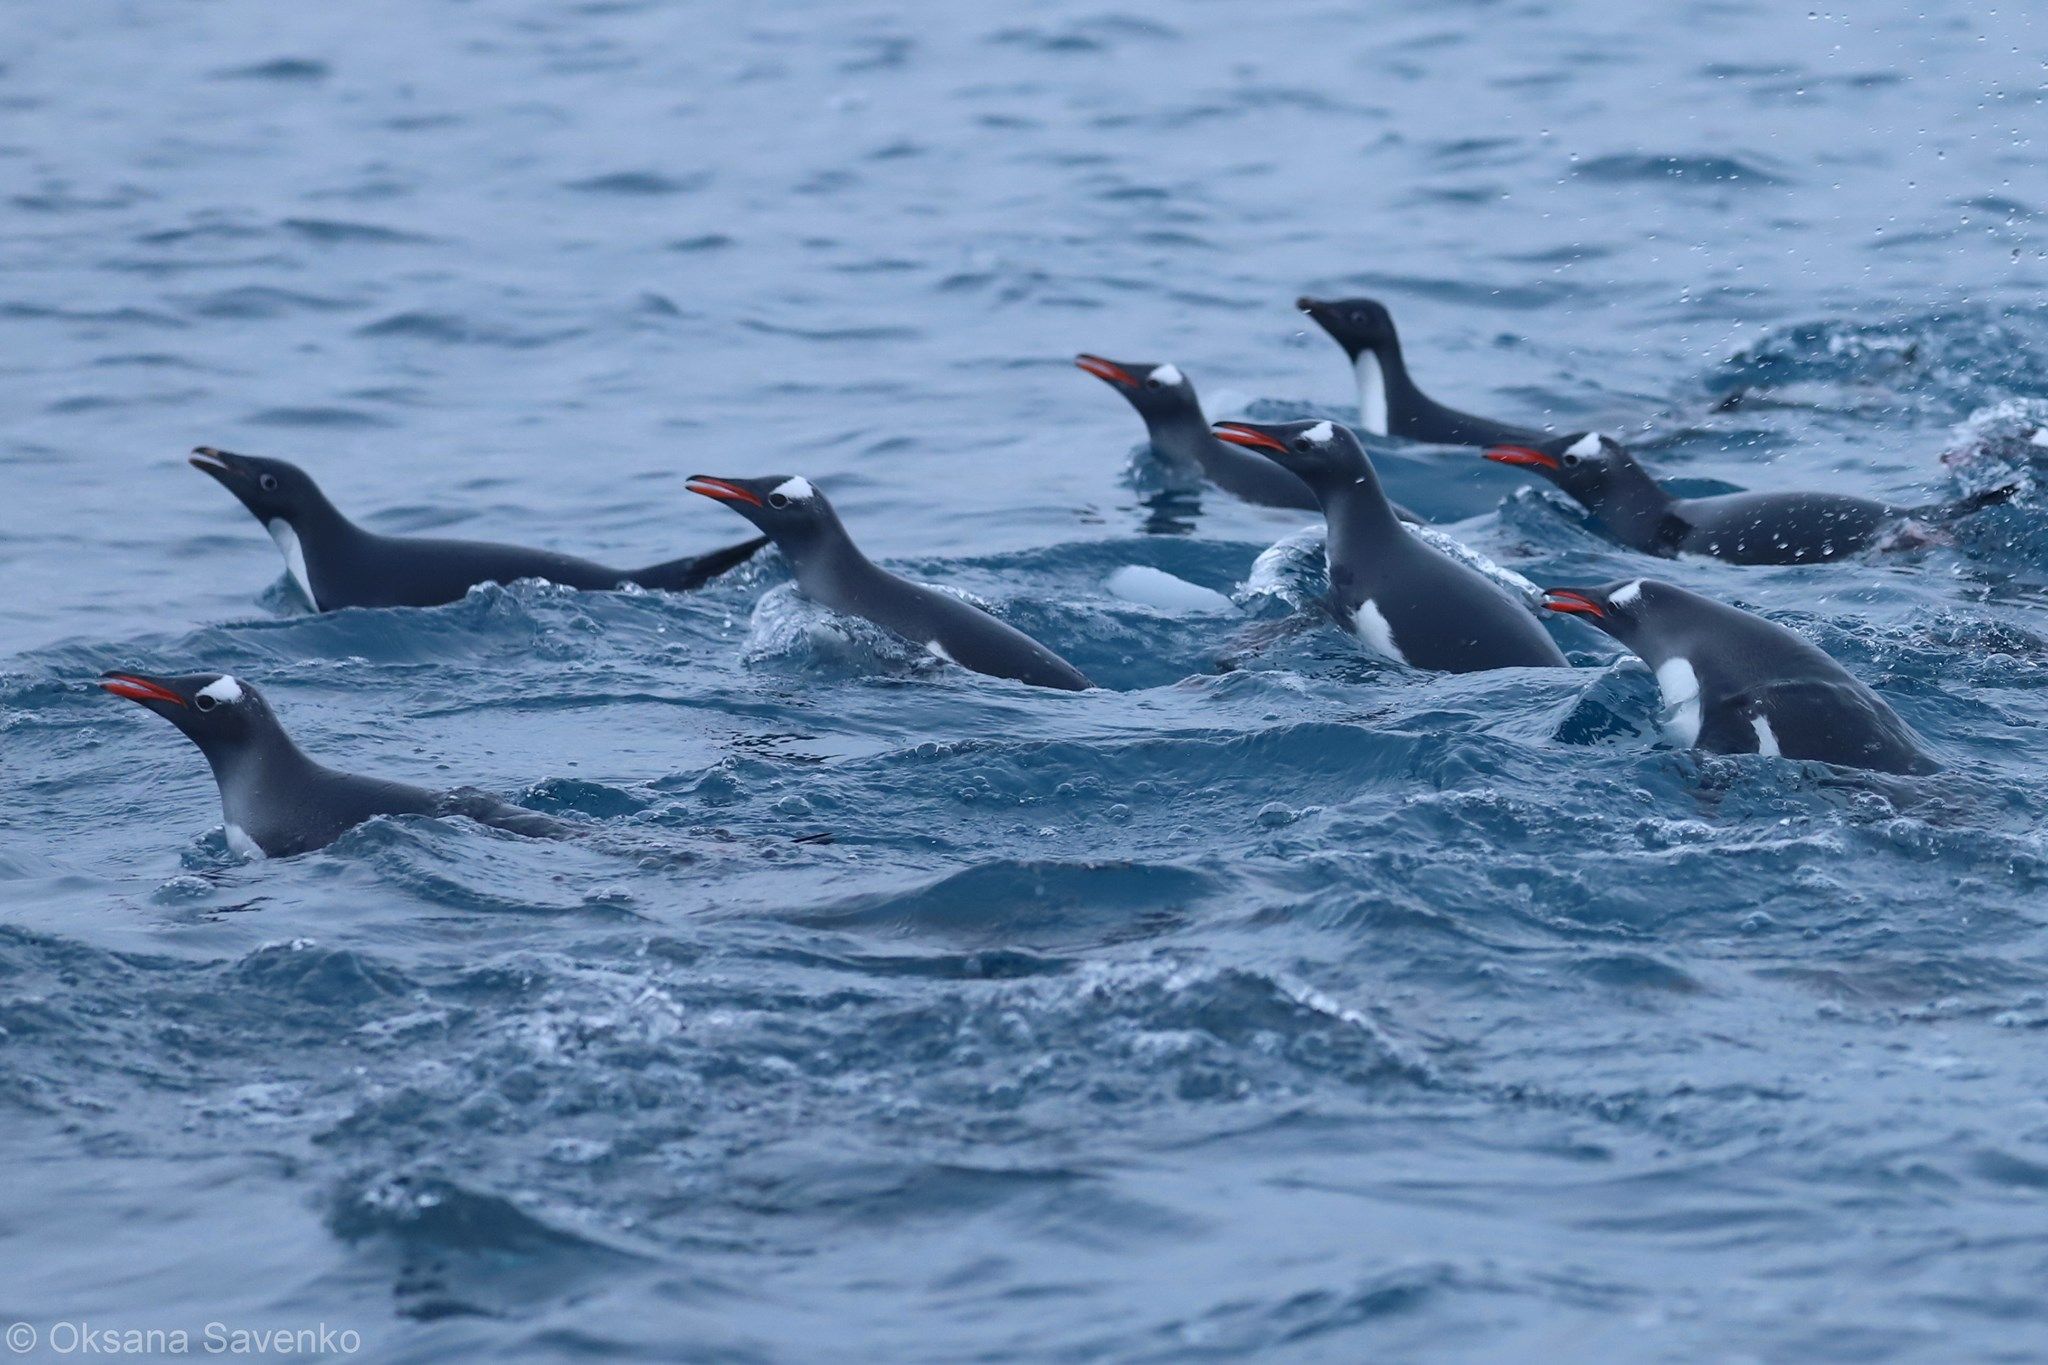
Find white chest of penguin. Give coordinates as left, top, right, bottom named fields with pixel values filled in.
left=1343, top=599, right=1408, bottom=665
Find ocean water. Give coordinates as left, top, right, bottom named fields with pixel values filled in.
left=6, top=0, right=2048, bottom=1359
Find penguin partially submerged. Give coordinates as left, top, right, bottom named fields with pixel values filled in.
left=1296, top=295, right=1541, bottom=446
left=101, top=670, right=563, bottom=856
left=1488, top=431, right=2016, bottom=564
left=1211, top=418, right=1566, bottom=673
left=190, top=447, right=766, bottom=610
left=1539, top=579, right=1940, bottom=775
left=686, top=474, right=1093, bottom=692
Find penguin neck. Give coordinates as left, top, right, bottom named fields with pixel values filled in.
left=785, top=515, right=884, bottom=610
left=1352, top=338, right=1418, bottom=438
left=1141, top=398, right=1216, bottom=475
left=264, top=488, right=362, bottom=608
left=1586, top=460, right=1681, bottom=551
left=1319, top=469, right=1407, bottom=564
left=198, top=724, right=319, bottom=832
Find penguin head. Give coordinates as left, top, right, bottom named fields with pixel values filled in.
left=100, top=670, right=279, bottom=753
left=189, top=447, right=324, bottom=525
left=1211, top=418, right=1366, bottom=490
left=1484, top=431, right=1632, bottom=502
left=686, top=474, right=837, bottom=549
left=1074, top=354, right=1200, bottom=422
left=1538, top=578, right=1671, bottom=648
left=1297, top=296, right=1398, bottom=360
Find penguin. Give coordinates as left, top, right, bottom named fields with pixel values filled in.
left=1074, top=354, right=1422, bottom=524
left=100, top=670, right=563, bottom=856
left=1296, top=296, right=1541, bottom=446
left=1485, top=432, right=2018, bottom=565
left=1210, top=419, right=1567, bottom=672
left=190, top=447, right=767, bottom=610
left=685, top=474, right=1093, bottom=691
left=1539, top=579, right=1939, bottom=775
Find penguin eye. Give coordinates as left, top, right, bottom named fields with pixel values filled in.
left=767, top=492, right=790, bottom=510
left=1291, top=437, right=1312, bottom=453
left=1562, top=453, right=1581, bottom=467
left=193, top=693, right=217, bottom=713
left=258, top=474, right=279, bottom=492
left=1144, top=377, right=1162, bottom=390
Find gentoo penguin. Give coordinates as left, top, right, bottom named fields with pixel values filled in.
left=100, top=670, right=561, bottom=856
left=1540, top=580, right=1939, bottom=774
left=190, top=447, right=767, bottom=610
left=1075, top=354, right=1424, bottom=523
left=1296, top=296, right=1540, bottom=446
left=685, top=474, right=1093, bottom=691
left=1486, top=432, right=2017, bottom=565
left=1211, top=419, right=1567, bottom=672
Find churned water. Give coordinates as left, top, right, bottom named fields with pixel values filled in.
left=6, top=1, right=2048, bottom=1360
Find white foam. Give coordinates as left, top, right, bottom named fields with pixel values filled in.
left=1610, top=579, right=1644, bottom=607
left=1149, top=363, right=1183, bottom=386
left=198, top=676, right=244, bottom=705
left=1566, top=432, right=1604, bottom=459
left=926, top=638, right=957, bottom=664
left=1654, top=657, right=1703, bottom=748
left=1303, top=421, right=1335, bottom=443
left=2031, top=428, right=2048, bottom=447
left=1750, top=714, right=1781, bottom=757
left=1350, top=599, right=1407, bottom=664
left=223, top=824, right=264, bottom=860
left=771, top=476, right=815, bottom=501
left=1353, top=352, right=1388, bottom=435
left=1105, top=565, right=1232, bottom=616
left=266, top=519, right=315, bottom=607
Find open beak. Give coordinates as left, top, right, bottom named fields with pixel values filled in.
left=1074, top=354, right=1138, bottom=387
left=685, top=476, right=763, bottom=507
left=1484, top=445, right=1561, bottom=471
left=101, top=671, right=186, bottom=706
left=189, top=446, right=235, bottom=478
left=1211, top=421, right=1289, bottom=454
left=1540, top=590, right=1606, bottom=619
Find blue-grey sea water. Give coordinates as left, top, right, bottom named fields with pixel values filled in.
left=6, top=1, right=2048, bottom=1360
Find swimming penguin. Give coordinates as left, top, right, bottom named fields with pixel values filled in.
left=100, top=670, right=562, bottom=856
left=1296, top=296, right=1540, bottom=446
left=190, top=447, right=767, bottom=610
left=685, top=474, right=1093, bottom=691
left=1540, top=579, right=1939, bottom=774
left=1074, top=354, right=1422, bottom=524
left=1211, top=419, right=1567, bottom=672
left=1486, top=432, right=2017, bottom=565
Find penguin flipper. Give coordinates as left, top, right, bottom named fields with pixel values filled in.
left=1923, top=481, right=2023, bottom=521
left=626, top=536, right=770, bottom=592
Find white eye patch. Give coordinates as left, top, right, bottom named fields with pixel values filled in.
left=1149, top=363, right=1183, bottom=386
left=771, top=477, right=815, bottom=501
left=1566, top=432, right=1604, bottom=459
left=1609, top=579, right=1644, bottom=606
left=198, top=676, right=245, bottom=705
left=1303, top=421, right=1334, bottom=443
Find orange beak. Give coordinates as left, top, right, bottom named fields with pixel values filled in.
left=685, top=476, right=763, bottom=507
left=1540, top=590, right=1606, bottom=619
left=1075, top=354, right=1139, bottom=387
left=1484, top=445, right=1560, bottom=470
left=1211, top=422, right=1289, bottom=453
left=101, top=672, right=186, bottom=705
